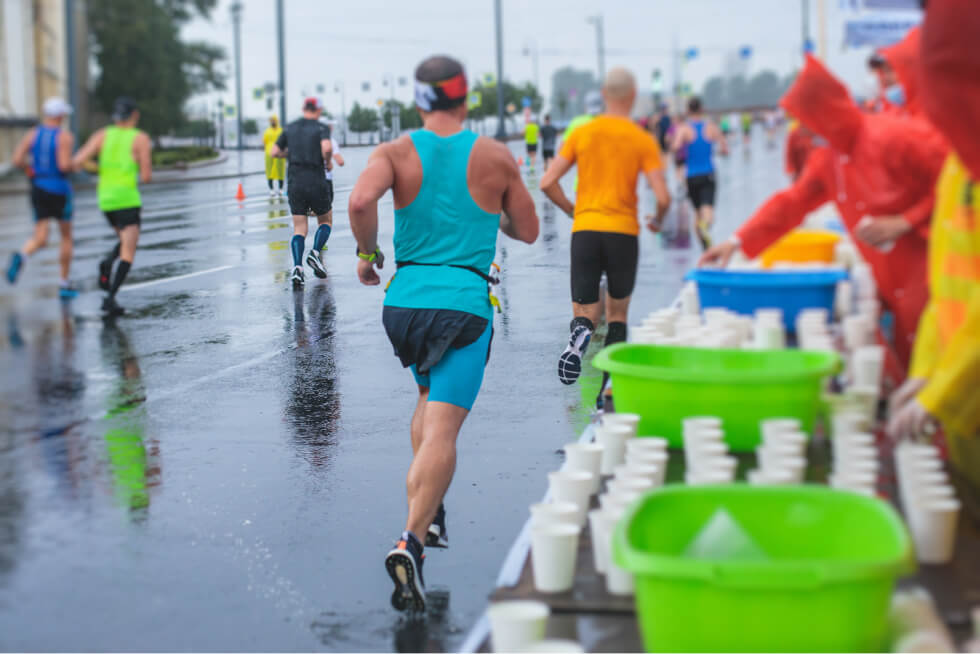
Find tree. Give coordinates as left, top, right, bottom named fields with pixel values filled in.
left=747, top=70, right=784, bottom=107
left=242, top=119, right=258, bottom=136
left=400, top=103, right=422, bottom=129
left=467, top=80, right=543, bottom=121
left=348, top=102, right=378, bottom=133
left=550, top=67, right=599, bottom=119
left=702, top=76, right=726, bottom=111
left=87, top=0, right=226, bottom=139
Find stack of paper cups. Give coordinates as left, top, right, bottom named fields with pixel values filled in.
left=832, top=433, right=879, bottom=495
left=624, top=438, right=668, bottom=485
left=835, top=279, right=854, bottom=319
left=600, top=413, right=640, bottom=435
left=851, top=345, right=885, bottom=388
left=843, top=314, right=874, bottom=351
left=894, top=443, right=960, bottom=564
left=755, top=419, right=808, bottom=483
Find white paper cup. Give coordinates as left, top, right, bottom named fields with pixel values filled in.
left=760, top=454, right=806, bottom=482
left=563, top=442, right=604, bottom=493
left=613, top=462, right=660, bottom=485
left=595, top=424, right=632, bottom=474
left=547, top=470, right=595, bottom=525
left=755, top=308, right=784, bottom=325
left=690, top=454, right=737, bottom=479
left=896, top=442, right=941, bottom=463
left=798, top=308, right=829, bottom=326
left=753, top=322, right=786, bottom=349
left=910, top=498, right=961, bottom=564
left=910, top=484, right=956, bottom=504
left=598, top=489, right=642, bottom=513
left=683, top=429, right=725, bottom=452
left=900, top=456, right=945, bottom=477
left=834, top=442, right=878, bottom=461
left=844, top=384, right=879, bottom=423
left=843, top=315, right=874, bottom=350
left=852, top=345, right=885, bottom=388
left=686, top=468, right=734, bottom=484
left=526, top=639, right=586, bottom=653
left=760, top=417, right=802, bottom=441
left=626, top=437, right=668, bottom=455
left=759, top=443, right=804, bottom=468
left=530, top=502, right=581, bottom=529
left=588, top=509, right=611, bottom=574
left=530, top=523, right=580, bottom=593
left=488, top=600, right=550, bottom=653
left=682, top=416, right=723, bottom=434
left=764, top=430, right=808, bottom=452
left=835, top=432, right=876, bottom=451
left=600, top=412, right=641, bottom=435
left=832, top=410, right=870, bottom=438
left=686, top=440, right=728, bottom=463
left=748, top=468, right=797, bottom=485
left=607, top=476, right=654, bottom=497
left=626, top=448, right=668, bottom=470
left=831, top=469, right=877, bottom=489
left=605, top=556, right=635, bottom=596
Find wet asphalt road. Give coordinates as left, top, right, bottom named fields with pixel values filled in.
left=0, top=130, right=788, bottom=652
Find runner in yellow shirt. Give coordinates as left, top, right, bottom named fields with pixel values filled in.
left=263, top=116, right=285, bottom=197
left=524, top=117, right=539, bottom=173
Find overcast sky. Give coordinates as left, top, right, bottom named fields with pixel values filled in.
left=182, top=0, right=918, bottom=121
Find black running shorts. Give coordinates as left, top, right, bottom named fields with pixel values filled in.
left=570, top=230, right=639, bottom=304
left=526, top=143, right=538, bottom=155
left=686, top=173, right=717, bottom=210
left=288, top=170, right=331, bottom=216
left=104, top=207, right=141, bottom=229
left=31, top=186, right=69, bottom=221
left=542, top=148, right=555, bottom=160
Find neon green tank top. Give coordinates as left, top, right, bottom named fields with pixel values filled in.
left=98, top=126, right=142, bottom=211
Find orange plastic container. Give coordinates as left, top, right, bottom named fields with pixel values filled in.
left=760, top=230, right=841, bottom=268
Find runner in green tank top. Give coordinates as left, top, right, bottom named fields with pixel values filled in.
left=74, top=97, right=152, bottom=317
left=349, top=55, right=538, bottom=612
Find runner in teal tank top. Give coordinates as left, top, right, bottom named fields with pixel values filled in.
left=349, top=55, right=538, bottom=613
left=74, top=97, right=153, bottom=317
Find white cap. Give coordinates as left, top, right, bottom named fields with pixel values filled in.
left=42, top=97, right=73, bottom=117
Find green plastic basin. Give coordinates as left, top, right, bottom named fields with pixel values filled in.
left=593, top=344, right=840, bottom=450
left=614, top=485, right=914, bottom=652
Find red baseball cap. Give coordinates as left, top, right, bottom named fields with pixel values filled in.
left=303, top=97, right=323, bottom=111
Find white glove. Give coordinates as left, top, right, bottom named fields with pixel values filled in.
left=886, top=398, right=937, bottom=442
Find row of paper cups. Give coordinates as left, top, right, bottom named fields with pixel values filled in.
left=895, top=442, right=961, bottom=564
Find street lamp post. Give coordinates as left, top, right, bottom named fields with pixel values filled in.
left=587, top=14, right=606, bottom=82
left=493, top=0, right=506, bottom=140
left=334, top=82, right=347, bottom=147
left=231, top=1, right=244, bottom=150
left=522, top=40, right=539, bottom=94
left=276, top=0, right=287, bottom=121
left=217, top=99, right=226, bottom=149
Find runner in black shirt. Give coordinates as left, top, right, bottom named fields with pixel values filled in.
left=540, top=114, right=558, bottom=169
left=270, top=97, right=333, bottom=287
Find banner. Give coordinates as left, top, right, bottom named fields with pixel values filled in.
left=841, top=0, right=921, bottom=9
left=844, top=17, right=918, bottom=47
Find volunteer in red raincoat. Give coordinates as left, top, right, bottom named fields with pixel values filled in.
left=700, top=53, right=947, bottom=369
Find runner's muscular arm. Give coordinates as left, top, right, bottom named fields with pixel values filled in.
left=321, top=138, right=333, bottom=171
left=499, top=151, right=539, bottom=244
left=539, top=155, right=575, bottom=218
left=135, top=132, right=152, bottom=183
left=11, top=129, right=37, bottom=172
left=349, top=145, right=395, bottom=285
left=56, top=130, right=75, bottom=173
left=71, top=128, right=105, bottom=172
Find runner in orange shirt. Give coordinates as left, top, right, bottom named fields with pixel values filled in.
left=540, top=67, right=671, bottom=402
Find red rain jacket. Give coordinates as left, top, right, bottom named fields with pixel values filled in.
left=736, top=56, right=947, bottom=367
left=881, top=27, right=923, bottom=118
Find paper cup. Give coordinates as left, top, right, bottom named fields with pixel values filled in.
left=759, top=443, right=804, bottom=467
left=600, top=412, right=641, bottom=435
left=588, top=509, right=611, bottom=574
left=547, top=470, right=595, bottom=525
left=527, top=639, right=586, bottom=653
left=831, top=469, right=877, bottom=488
left=601, top=504, right=634, bottom=596
left=530, top=523, right=580, bottom=593
left=900, top=456, right=944, bottom=477
left=852, top=345, right=885, bottom=388
left=607, top=476, right=654, bottom=497
left=843, top=315, right=873, bottom=350
left=488, top=600, right=550, bottom=653
left=760, top=417, right=802, bottom=441
left=626, top=437, right=668, bottom=455
left=753, top=322, right=786, bottom=349
left=835, top=432, right=876, bottom=451
left=764, top=430, right=808, bottom=452
left=682, top=416, right=723, bottom=434
left=755, top=308, right=784, bottom=325
left=563, top=443, right=604, bottom=493
left=832, top=410, right=870, bottom=438
left=748, top=468, right=797, bottom=485
left=760, top=454, right=806, bottom=482
left=595, top=424, right=632, bottom=474
left=530, top=502, right=581, bottom=528
left=896, top=442, right=941, bottom=462
left=613, top=462, right=660, bottom=486
left=598, top=490, right=642, bottom=513
left=686, top=440, right=728, bottom=462
left=845, top=384, right=879, bottom=424
left=798, top=308, right=829, bottom=326
left=686, top=469, right=733, bottom=485
left=683, top=429, right=725, bottom=451
left=910, top=498, right=961, bottom=564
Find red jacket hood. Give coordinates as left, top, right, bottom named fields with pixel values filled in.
left=921, top=0, right=980, bottom=180
left=880, top=26, right=922, bottom=116
left=781, top=55, right=862, bottom=155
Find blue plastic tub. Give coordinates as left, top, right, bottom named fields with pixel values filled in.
left=686, top=269, right=848, bottom=332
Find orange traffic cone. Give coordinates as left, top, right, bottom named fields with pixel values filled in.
left=235, top=182, right=246, bottom=201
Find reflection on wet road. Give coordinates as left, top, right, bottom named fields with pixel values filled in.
left=0, top=136, right=789, bottom=650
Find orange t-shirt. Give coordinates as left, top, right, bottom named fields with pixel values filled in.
left=558, top=114, right=663, bottom=236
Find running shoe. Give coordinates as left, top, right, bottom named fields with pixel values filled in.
left=98, top=258, right=113, bottom=291
left=558, top=323, right=592, bottom=385
left=269, top=189, right=276, bottom=198
left=58, top=281, right=78, bottom=299
left=306, top=249, right=327, bottom=279
left=426, top=503, right=449, bottom=549
left=385, top=531, right=426, bottom=612
left=290, top=266, right=305, bottom=288
left=101, top=296, right=125, bottom=317
left=6, top=252, right=23, bottom=284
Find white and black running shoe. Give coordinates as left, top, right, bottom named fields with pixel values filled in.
left=426, top=503, right=449, bottom=549
left=558, top=323, right=592, bottom=385
left=290, top=266, right=305, bottom=288
left=385, top=531, right=426, bottom=612
left=306, top=249, right=327, bottom=279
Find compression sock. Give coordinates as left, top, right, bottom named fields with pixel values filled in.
left=109, top=260, right=131, bottom=298
left=606, top=321, right=628, bottom=347
left=277, top=180, right=284, bottom=190
left=291, top=235, right=305, bottom=267
left=268, top=178, right=274, bottom=190
left=102, top=243, right=121, bottom=267
left=313, top=224, right=332, bottom=252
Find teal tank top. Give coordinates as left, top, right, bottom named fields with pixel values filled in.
left=384, top=129, right=500, bottom=320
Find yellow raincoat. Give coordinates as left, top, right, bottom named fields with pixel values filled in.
left=911, top=154, right=980, bottom=493
left=263, top=125, right=285, bottom=181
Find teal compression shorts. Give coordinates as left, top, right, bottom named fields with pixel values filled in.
left=410, top=323, right=492, bottom=410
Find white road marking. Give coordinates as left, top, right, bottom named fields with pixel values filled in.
left=119, top=265, right=235, bottom=292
